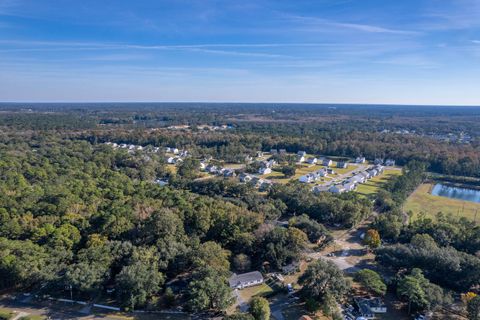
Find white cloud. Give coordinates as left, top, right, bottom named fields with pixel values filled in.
left=284, top=15, right=422, bottom=35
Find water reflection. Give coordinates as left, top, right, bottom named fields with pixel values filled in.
left=431, top=183, right=480, bottom=204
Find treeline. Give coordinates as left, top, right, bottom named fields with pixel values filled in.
left=0, top=137, right=321, bottom=312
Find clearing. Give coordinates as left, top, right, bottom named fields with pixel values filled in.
left=405, top=183, right=480, bottom=221
left=355, top=169, right=402, bottom=197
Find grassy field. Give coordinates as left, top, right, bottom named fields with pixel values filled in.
left=0, top=308, right=14, bottom=320
left=238, top=283, right=274, bottom=301
left=354, top=169, right=402, bottom=197
left=405, top=183, right=480, bottom=221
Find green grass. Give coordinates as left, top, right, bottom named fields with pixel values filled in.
left=405, top=183, right=480, bottom=221
left=0, top=308, right=14, bottom=320
left=20, top=316, right=47, bottom=320
left=238, top=283, right=274, bottom=301
left=355, top=169, right=402, bottom=196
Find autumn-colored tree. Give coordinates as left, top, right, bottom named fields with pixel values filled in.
left=364, top=229, right=381, bottom=249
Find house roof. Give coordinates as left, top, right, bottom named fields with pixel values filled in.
left=229, top=271, right=263, bottom=287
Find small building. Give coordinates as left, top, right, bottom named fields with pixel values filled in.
left=270, top=148, right=278, bottom=154
left=329, top=185, right=346, bottom=194
left=323, top=159, right=333, bottom=167
left=351, top=174, right=366, bottom=184
left=299, top=174, right=315, bottom=183
left=313, top=185, right=329, bottom=194
left=245, top=155, right=253, bottom=163
left=385, top=159, right=395, bottom=166
left=337, top=161, right=348, bottom=169
left=355, top=297, right=387, bottom=319
left=154, top=179, right=169, bottom=186
left=259, top=167, right=272, bottom=175
left=167, top=157, right=175, bottom=164
left=306, top=157, right=318, bottom=165
left=359, top=171, right=371, bottom=180
left=297, top=151, right=307, bottom=157
left=206, top=164, right=218, bottom=174
left=279, top=149, right=287, bottom=154
left=229, top=271, right=264, bottom=290
left=297, top=155, right=306, bottom=163
left=282, top=262, right=300, bottom=274
left=344, top=182, right=356, bottom=191
left=256, top=151, right=264, bottom=158
left=265, top=159, right=277, bottom=168
left=374, top=158, right=384, bottom=165
left=356, top=157, right=366, bottom=164
left=223, top=169, right=236, bottom=177
left=239, top=173, right=253, bottom=183
left=375, top=165, right=384, bottom=174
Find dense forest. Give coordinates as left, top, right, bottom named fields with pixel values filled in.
left=1, top=104, right=480, bottom=318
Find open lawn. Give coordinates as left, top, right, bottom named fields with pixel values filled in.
left=0, top=308, right=14, bottom=320
left=355, top=169, right=402, bottom=197
left=405, top=183, right=480, bottom=221
left=238, top=283, right=274, bottom=301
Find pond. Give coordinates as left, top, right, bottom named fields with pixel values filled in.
left=431, top=183, right=480, bottom=204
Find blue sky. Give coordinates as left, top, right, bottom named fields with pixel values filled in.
left=1, top=0, right=480, bottom=104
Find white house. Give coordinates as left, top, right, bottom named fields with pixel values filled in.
left=297, top=155, right=306, bottom=163
left=336, top=161, right=348, bottom=169
left=329, top=185, right=346, bottom=194
left=259, top=167, right=272, bottom=175
left=385, top=159, right=395, bottom=166
left=297, top=151, right=307, bottom=157
left=306, top=157, right=318, bottom=165
left=299, top=174, right=314, bottom=183
left=356, top=157, right=366, bottom=164
left=229, top=271, right=264, bottom=290
left=166, top=157, right=175, bottom=164
left=344, top=182, right=356, bottom=191
left=313, top=186, right=330, bottom=194
left=172, top=148, right=180, bottom=155
left=323, top=159, right=333, bottom=167
left=154, top=179, right=169, bottom=186
left=351, top=174, right=366, bottom=184
left=239, top=173, right=253, bottom=183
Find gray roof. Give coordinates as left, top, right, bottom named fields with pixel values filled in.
left=229, top=271, right=263, bottom=288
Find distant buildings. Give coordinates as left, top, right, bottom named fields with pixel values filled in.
left=299, top=169, right=328, bottom=183
left=259, top=167, right=272, bottom=175
left=356, top=157, right=366, bottom=164
left=354, top=297, right=387, bottom=319
left=322, top=159, right=333, bottom=167
left=337, top=161, right=348, bottom=169
left=385, top=159, right=395, bottom=166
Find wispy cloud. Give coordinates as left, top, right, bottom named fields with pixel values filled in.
left=284, top=15, right=422, bottom=35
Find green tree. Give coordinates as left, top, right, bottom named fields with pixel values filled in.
left=249, top=296, right=270, bottom=320
left=281, top=166, right=296, bottom=178
left=299, top=259, right=350, bottom=310
left=115, top=261, right=164, bottom=309
left=354, top=269, right=387, bottom=296
left=233, top=253, right=251, bottom=272
left=187, top=266, right=233, bottom=312
left=468, top=296, right=480, bottom=320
